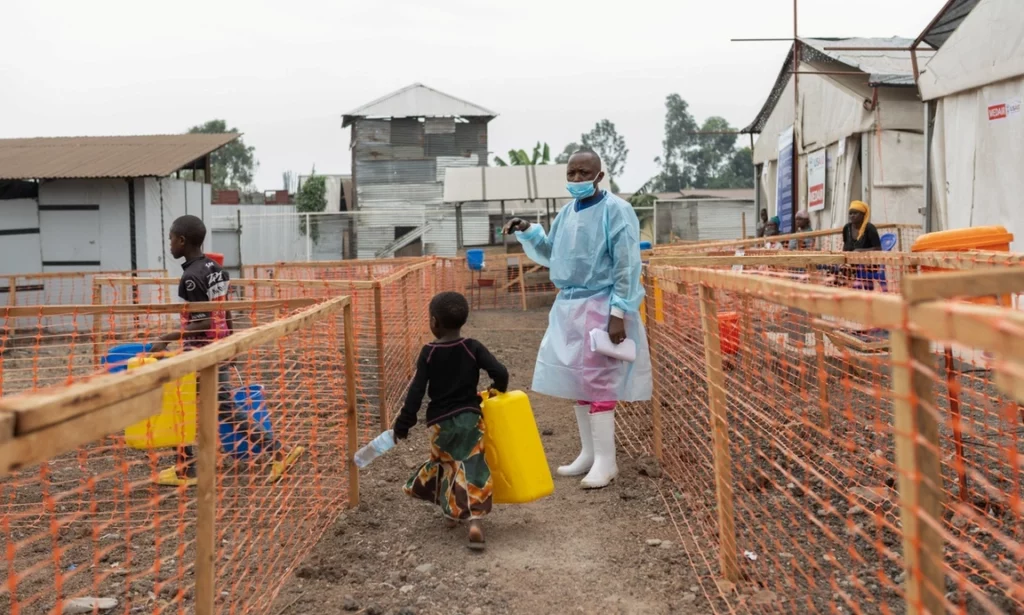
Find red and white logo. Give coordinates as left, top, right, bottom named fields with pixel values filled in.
left=989, top=103, right=1008, bottom=121
left=809, top=184, right=824, bottom=208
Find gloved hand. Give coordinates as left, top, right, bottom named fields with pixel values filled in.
left=502, top=218, right=530, bottom=235
left=393, top=427, right=409, bottom=441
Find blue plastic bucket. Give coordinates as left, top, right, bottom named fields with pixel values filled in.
left=103, top=343, right=152, bottom=373
left=640, top=241, right=652, bottom=251
left=880, top=233, right=898, bottom=252
left=466, top=249, right=485, bottom=271
left=221, top=385, right=274, bottom=460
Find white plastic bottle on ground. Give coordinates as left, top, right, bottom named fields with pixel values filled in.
left=353, top=430, right=395, bottom=469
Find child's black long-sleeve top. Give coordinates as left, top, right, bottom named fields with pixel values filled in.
left=393, top=338, right=509, bottom=438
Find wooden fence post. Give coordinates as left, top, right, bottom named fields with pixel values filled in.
left=91, top=279, right=102, bottom=368
left=343, top=302, right=360, bottom=507
left=195, top=364, right=218, bottom=615
left=698, top=283, right=740, bottom=583
left=400, top=275, right=413, bottom=378
left=890, top=326, right=945, bottom=615
left=517, top=257, right=528, bottom=311
left=645, top=278, right=663, bottom=462
left=739, top=295, right=753, bottom=381
left=373, top=283, right=388, bottom=432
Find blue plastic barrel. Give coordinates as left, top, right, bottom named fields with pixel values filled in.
left=640, top=241, right=652, bottom=251
left=221, top=385, right=274, bottom=460
left=466, top=249, right=485, bottom=271
left=103, top=343, right=152, bottom=373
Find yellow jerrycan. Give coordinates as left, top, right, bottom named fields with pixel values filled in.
left=123, top=356, right=198, bottom=450
left=480, top=390, right=554, bottom=504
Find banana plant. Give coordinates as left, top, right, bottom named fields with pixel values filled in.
left=493, top=142, right=551, bottom=166
left=628, top=177, right=658, bottom=208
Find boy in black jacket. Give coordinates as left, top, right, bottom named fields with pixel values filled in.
left=394, top=291, right=508, bottom=550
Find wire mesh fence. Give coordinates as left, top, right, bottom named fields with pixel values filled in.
left=89, top=260, right=446, bottom=448
left=651, top=223, right=923, bottom=256
left=0, top=296, right=356, bottom=615
left=1, top=270, right=166, bottom=312
left=6, top=243, right=1022, bottom=614
left=620, top=254, right=1024, bottom=614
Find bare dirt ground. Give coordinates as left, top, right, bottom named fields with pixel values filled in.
left=270, top=309, right=706, bottom=615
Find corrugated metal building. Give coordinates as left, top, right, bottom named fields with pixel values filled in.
left=0, top=133, right=237, bottom=311
left=0, top=134, right=236, bottom=273
left=343, top=83, right=496, bottom=258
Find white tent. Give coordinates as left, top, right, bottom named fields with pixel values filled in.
left=918, top=0, right=1024, bottom=251
left=745, top=37, right=930, bottom=235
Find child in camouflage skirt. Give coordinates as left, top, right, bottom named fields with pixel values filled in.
left=392, top=292, right=509, bottom=550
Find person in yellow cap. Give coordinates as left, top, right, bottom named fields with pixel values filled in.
left=843, top=201, right=882, bottom=252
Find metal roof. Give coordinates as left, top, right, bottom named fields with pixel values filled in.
left=742, top=37, right=930, bottom=134
left=0, top=133, right=239, bottom=180
left=917, top=0, right=982, bottom=50
left=620, top=189, right=755, bottom=201
left=342, top=83, right=497, bottom=127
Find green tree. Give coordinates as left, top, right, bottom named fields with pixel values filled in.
left=493, top=142, right=551, bottom=166
left=555, top=142, right=579, bottom=164
left=581, top=119, right=628, bottom=187
left=187, top=119, right=257, bottom=190
left=691, top=116, right=738, bottom=188
left=296, top=167, right=327, bottom=242
left=651, top=94, right=698, bottom=192
left=709, top=147, right=755, bottom=189
left=652, top=96, right=752, bottom=190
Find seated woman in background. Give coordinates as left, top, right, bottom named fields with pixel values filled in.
left=763, top=216, right=783, bottom=249
left=843, top=201, right=882, bottom=252
left=841, top=200, right=885, bottom=290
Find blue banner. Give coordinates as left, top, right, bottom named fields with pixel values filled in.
left=775, top=126, right=794, bottom=235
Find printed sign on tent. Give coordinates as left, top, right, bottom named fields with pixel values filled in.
left=988, top=98, right=1021, bottom=121
left=807, top=149, right=826, bottom=213
left=775, top=126, right=794, bottom=234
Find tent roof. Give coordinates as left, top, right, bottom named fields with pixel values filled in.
left=0, top=133, right=239, bottom=180
left=918, top=0, right=1024, bottom=100
left=916, top=0, right=982, bottom=50
left=342, top=83, right=497, bottom=127
left=743, top=37, right=930, bottom=134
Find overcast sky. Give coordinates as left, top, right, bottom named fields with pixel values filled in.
left=4, top=0, right=945, bottom=192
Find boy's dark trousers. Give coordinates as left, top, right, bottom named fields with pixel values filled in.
left=176, top=364, right=280, bottom=478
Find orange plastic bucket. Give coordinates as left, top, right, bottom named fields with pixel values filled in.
left=205, top=252, right=225, bottom=266
left=718, top=312, right=741, bottom=355
left=911, top=226, right=1014, bottom=306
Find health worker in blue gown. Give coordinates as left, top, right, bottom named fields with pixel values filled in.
left=503, top=149, right=652, bottom=490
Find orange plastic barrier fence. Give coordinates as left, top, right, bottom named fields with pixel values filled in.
left=0, top=297, right=357, bottom=615
left=619, top=258, right=1024, bottom=614
left=1, top=270, right=166, bottom=310
left=93, top=259, right=454, bottom=443
left=652, top=223, right=923, bottom=256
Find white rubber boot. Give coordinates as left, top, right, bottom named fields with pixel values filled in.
left=557, top=405, right=594, bottom=477
left=581, top=411, right=618, bottom=489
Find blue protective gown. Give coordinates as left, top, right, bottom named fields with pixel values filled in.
left=515, top=191, right=653, bottom=402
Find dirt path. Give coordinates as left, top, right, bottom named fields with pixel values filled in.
left=270, top=309, right=705, bottom=615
